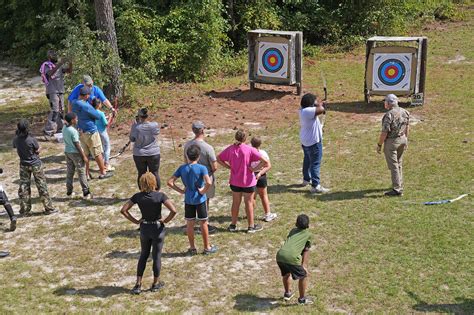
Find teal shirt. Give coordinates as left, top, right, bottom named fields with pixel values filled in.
left=276, top=228, right=312, bottom=265
left=62, top=125, right=80, bottom=153
left=95, top=110, right=108, bottom=133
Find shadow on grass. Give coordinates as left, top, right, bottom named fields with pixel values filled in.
left=327, top=100, right=412, bottom=114
left=44, top=168, right=67, bottom=175
left=109, top=229, right=139, bottom=238
left=54, top=286, right=129, bottom=298
left=234, top=293, right=280, bottom=312
left=267, top=184, right=309, bottom=194
left=41, top=155, right=65, bottom=164
left=407, top=291, right=474, bottom=314
left=316, top=189, right=387, bottom=201
left=106, top=250, right=190, bottom=259
left=206, top=88, right=292, bottom=103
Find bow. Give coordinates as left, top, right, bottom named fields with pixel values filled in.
left=320, top=71, right=328, bottom=128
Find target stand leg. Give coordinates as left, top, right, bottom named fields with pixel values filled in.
left=250, top=81, right=255, bottom=91
left=296, top=83, right=302, bottom=96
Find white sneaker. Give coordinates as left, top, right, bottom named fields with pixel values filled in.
left=264, top=213, right=278, bottom=222
left=310, top=185, right=330, bottom=194
left=106, top=165, right=115, bottom=171
left=302, top=180, right=310, bottom=187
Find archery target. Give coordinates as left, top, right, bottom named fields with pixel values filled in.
left=257, top=42, right=289, bottom=78
left=372, top=53, right=412, bottom=91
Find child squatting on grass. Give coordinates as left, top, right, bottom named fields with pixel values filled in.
left=168, top=144, right=218, bottom=255
left=276, top=214, right=313, bottom=305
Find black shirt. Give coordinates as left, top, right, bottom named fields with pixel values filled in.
left=12, top=135, right=41, bottom=167
left=130, top=191, right=168, bottom=221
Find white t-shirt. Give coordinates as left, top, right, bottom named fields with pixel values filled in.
left=299, top=107, right=323, bottom=147
left=250, top=149, right=270, bottom=171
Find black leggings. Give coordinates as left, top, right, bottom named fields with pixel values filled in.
left=133, top=154, right=161, bottom=190
left=137, top=223, right=165, bottom=278
left=0, top=190, right=15, bottom=220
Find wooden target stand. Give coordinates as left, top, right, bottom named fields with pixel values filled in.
left=248, top=30, right=303, bottom=95
left=365, top=36, right=428, bottom=106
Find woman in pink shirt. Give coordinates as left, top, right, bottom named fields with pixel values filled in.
left=217, top=130, right=269, bottom=233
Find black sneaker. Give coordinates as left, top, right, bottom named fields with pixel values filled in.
left=298, top=297, right=314, bottom=305
left=228, top=224, right=237, bottom=232
left=44, top=209, right=58, bottom=215
left=187, top=248, right=198, bottom=256
left=247, top=224, right=263, bottom=233
left=131, top=284, right=141, bottom=295
left=98, top=172, right=113, bottom=180
left=10, top=217, right=17, bottom=232
left=384, top=189, right=403, bottom=197
left=150, top=282, right=165, bottom=292
left=283, top=291, right=295, bottom=301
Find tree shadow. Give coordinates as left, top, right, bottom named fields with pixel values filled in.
left=234, top=293, right=280, bottom=312
left=54, top=286, right=129, bottom=298
left=328, top=101, right=412, bottom=114
left=206, top=88, right=292, bottom=103
left=407, top=291, right=474, bottom=314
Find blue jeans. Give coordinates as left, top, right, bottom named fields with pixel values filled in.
left=302, top=141, right=322, bottom=188
left=99, top=130, right=111, bottom=165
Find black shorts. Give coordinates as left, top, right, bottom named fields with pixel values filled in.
left=277, top=261, right=307, bottom=280
left=230, top=185, right=256, bottom=193
left=184, top=202, right=208, bottom=221
left=255, top=173, right=267, bottom=188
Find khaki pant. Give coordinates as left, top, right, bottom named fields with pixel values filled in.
left=384, top=136, right=407, bottom=192
left=80, top=132, right=103, bottom=158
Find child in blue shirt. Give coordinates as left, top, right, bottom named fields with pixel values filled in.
left=167, top=145, right=217, bottom=255
left=91, top=99, right=114, bottom=171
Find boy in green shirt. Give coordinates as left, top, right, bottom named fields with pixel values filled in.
left=62, top=112, right=91, bottom=199
left=276, top=214, right=313, bottom=304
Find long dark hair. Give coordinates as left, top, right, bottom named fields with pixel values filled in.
left=16, top=119, right=29, bottom=137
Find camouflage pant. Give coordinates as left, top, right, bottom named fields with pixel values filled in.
left=18, top=163, right=54, bottom=213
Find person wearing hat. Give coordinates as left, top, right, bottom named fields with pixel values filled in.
left=12, top=119, right=57, bottom=215
left=377, top=94, right=410, bottom=196
left=67, top=75, right=115, bottom=113
left=183, top=121, right=218, bottom=209
left=40, top=49, right=72, bottom=140
left=129, top=108, right=161, bottom=190
left=72, top=87, right=112, bottom=180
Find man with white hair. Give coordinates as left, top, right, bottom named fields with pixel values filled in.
left=377, top=94, right=410, bottom=196
left=67, top=75, right=115, bottom=113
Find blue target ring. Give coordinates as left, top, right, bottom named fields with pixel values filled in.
left=262, top=48, right=284, bottom=73
left=378, top=59, right=406, bottom=85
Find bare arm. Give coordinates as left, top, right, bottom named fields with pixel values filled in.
left=405, top=125, right=410, bottom=139
left=103, top=99, right=114, bottom=111
left=120, top=200, right=141, bottom=224
left=67, top=100, right=72, bottom=113
left=66, top=60, right=73, bottom=74
left=378, top=132, right=388, bottom=146
left=210, top=160, right=218, bottom=173
left=314, top=100, right=326, bottom=117
left=167, top=176, right=185, bottom=194
left=256, top=158, right=271, bottom=179
left=198, top=174, right=212, bottom=195
left=301, top=248, right=310, bottom=271
left=217, top=156, right=231, bottom=170
left=160, top=199, right=177, bottom=224
left=73, top=141, right=88, bottom=163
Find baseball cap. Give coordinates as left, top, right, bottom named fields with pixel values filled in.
left=79, top=86, right=91, bottom=95
left=385, top=94, right=399, bottom=105
left=83, top=75, right=93, bottom=85
left=192, top=121, right=205, bottom=130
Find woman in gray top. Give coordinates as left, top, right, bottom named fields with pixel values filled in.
left=129, top=108, right=161, bottom=189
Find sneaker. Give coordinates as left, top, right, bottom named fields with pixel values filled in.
left=150, top=281, right=165, bottom=292
left=247, top=224, right=263, bottom=233
left=203, top=245, right=218, bottom=255
left=263, top=213, right=278, bottom=222
left=98, top=172, right=113, bottom=180
left=227, top=224, right=237, bottom=232
left=186, top=248, right=198, bottom=256
left=131, top=284, right=141, bottom=295
left=106, top=165, right=116, bottom=171
left=298, top=297, right=314, bottom=305
left=384, top=189, right=403, bottom=197
left=83, top=192, right=93, bottom=200
left=301, top=180, right=310, bottom=187
left=310, top=185, right=330, bottom=194
left=10, top=217, right=17, bottom=232
left=67, top=191, right=76, bottom=198
left=44, top=208, right=58, bottom=215
left=283, top=291, right=295, bottom=301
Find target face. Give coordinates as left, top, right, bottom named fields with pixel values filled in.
left=257, top=42, right=288, bottom=78
left=372, top=53, right=412, bottom=91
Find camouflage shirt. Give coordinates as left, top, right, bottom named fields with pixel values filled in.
left=381, top=106, right=410, bottom=138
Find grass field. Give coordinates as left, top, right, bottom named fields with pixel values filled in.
left=0, top=10, right=473, bottom=314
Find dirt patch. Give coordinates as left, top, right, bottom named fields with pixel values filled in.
left=0, top=62, right=44, bottom=106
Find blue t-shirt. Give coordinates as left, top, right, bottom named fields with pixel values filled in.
left=173, top=163, right=208, bottom=205
left=72, top=99, right=101, bottom=133
left=68, top=84, right=107, bottom=104
left=62, top=125, right=80, bottom=153
left=299, top=107, right=323, bottom=147
left=95, top=110, right=108, bottom=133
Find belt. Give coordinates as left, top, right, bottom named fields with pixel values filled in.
left=142, top=220, right=162, bottom=225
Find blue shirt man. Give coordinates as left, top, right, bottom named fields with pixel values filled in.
left=72, top=88, right=101, bottom=133
left=67, top=75, right=114, bottom=113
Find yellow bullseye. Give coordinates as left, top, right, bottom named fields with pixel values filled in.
left=387, top=68, right=396, bottom=76
left=269, top=56, right=276, bottom=64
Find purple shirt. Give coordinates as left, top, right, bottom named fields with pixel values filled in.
left=218, top=143, right=261, bottom=188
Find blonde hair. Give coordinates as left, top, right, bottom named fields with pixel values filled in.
left=139, top=172, right=157, bottom=192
